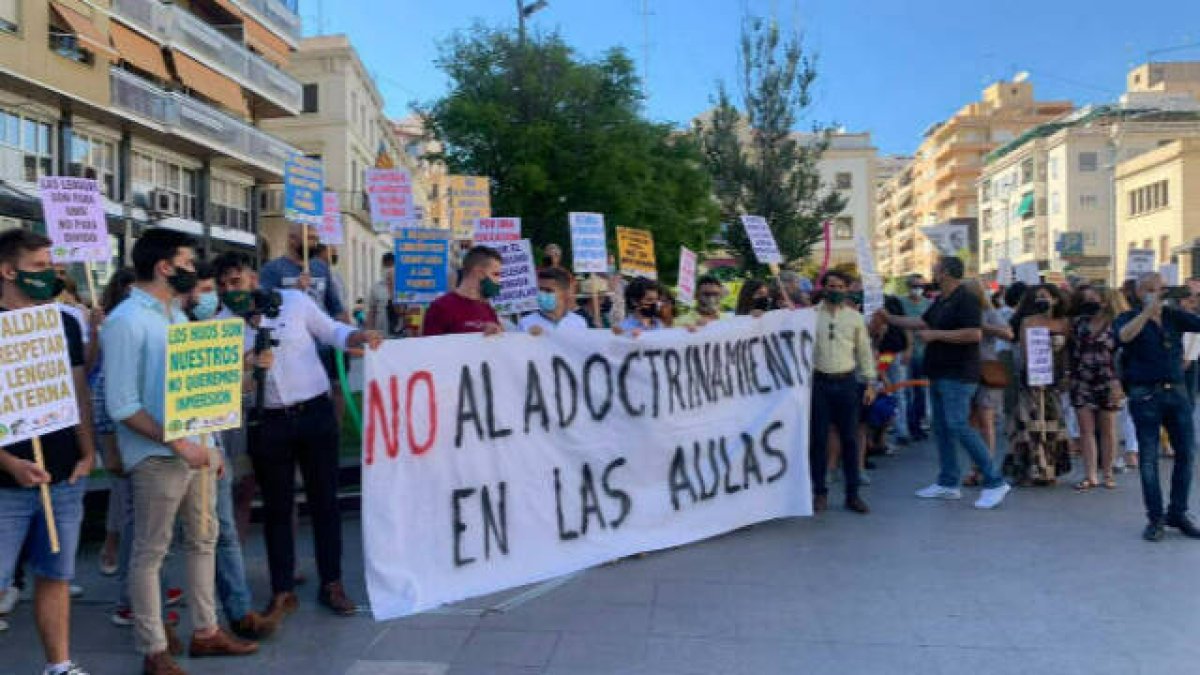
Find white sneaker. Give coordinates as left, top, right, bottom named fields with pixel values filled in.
left=68, top=585, right=83, bottom=599
left=974, top=483, right=1011, bottom=510
left=0, top=586, right=18, bottom=614
left=0, top=617, right=8, bottom=632
left=915, top=484, right=962, bottom=500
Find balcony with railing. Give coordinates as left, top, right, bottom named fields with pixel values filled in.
left=235, top=0, right=302, bottom=44
left=111, top=0, right=301, bottom=115
left=110, top=67, right=297, bottom=176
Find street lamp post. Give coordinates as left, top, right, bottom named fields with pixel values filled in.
left=517, top=0, right=549, bottom=49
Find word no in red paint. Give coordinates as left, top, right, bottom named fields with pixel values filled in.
left=365, top=371, right=437, bottom=464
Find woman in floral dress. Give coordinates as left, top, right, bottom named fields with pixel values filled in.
left=1068, top=286, right=1126, bottom=491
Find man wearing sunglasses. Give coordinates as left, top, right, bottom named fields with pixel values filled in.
left=809, top=270, right=877, bottom=515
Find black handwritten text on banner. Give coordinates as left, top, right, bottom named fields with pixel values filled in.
left=361, top=310, right=816, bottom=619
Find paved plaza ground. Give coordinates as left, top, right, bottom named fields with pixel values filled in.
left=4, top=436, right=1200, bottom=674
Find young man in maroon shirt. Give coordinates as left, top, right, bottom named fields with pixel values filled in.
left=422, top=246, right=504, bottom=337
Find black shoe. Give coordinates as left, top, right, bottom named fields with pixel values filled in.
left=1143, top=520, right=1165, bottom=542
left=1165, top=514, right=1200, bottom=539
left=845, top=496, right=870, bottom=514
left=812, top=494, right=828, bottom=513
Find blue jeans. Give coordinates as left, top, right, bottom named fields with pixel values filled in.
left=1128, top=384, right=1196, bottom=522
left=931, top=379, right=1004, bottom=489
left=907, top=353, right=929, bottom=434
left=0, top=479, right=86, bottom=587
left=215, top=467, right=252, bottom=622
left=889, top=357, right=911, bottom=439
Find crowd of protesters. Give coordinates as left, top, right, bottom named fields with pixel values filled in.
left=3, top=224, right=1200, bottom=674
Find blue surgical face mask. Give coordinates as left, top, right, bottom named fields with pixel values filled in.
left=537, top=291, right=558, bottom=313
left=191, top=290, right=219, bottom=321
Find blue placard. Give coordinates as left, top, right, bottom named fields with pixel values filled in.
left=284, top=155, right=324, bottom=224
left=394, top=228, right=452, bottom=305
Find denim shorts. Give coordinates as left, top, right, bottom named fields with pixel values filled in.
left=0, top=479, right=87, bottom=587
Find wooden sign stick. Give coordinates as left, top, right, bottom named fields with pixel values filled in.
left=31, top=436, right=60, bottom=553
left=591, top=275, right=601, bottom=327
left=302, top=224, right=310, bottom=274
left=83, top=262, right=99, bottom=309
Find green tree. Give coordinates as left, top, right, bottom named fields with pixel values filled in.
left=695, top=17, right=845, bottom=272
left=422, top=25, right=718, bottom=284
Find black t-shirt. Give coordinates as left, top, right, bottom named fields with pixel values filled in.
left=921, top=285, right=982, bottom=382
left=0, top=307, right=85, bottom=489
left=878, top=296, right=909, bottom=354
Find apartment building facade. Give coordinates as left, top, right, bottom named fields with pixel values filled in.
left=1115, top=138, right=1200, bottom=280
left=0, top=0, right=304, bottom=291
left=808, top=131, right=877, bottom=268
left=876, top=79, right=1072, bottom=279
left=259, top=33, right=409, bottom=307
left=872, top=154, right=911, bottom=276
left=977, top=90, right=1200, bottom=284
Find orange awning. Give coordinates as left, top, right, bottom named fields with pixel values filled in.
left=109, top=21, right=170, bottom=81
left=171, top=51, right=250, bottom=118
left=243, top=16, right=290, bottom=68
left=50, top=1, right=119, bottom=60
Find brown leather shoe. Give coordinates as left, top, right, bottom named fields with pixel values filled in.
left=846, top=496, right=871, bottom=514
left=231, top=610, right=278, bottom=641
left=143, top=650, right=186, bottom=675
left=813, top=494, right=828, bottom=513
left=165, top=623, right=184, bottom=657
left=188, top=627, right=259, bottom=658
left=263, top=591, right=299, bottom=625
left=318, top=581, right=357, bottom=616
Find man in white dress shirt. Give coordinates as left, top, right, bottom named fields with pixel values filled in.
left=211, top=253, right=380, bottom=628
left=519, top=267, right=588, bottom=334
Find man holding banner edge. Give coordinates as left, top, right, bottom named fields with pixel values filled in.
left=0, top=229, right=96, bottom=675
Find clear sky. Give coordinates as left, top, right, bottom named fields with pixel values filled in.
left=307, top=0, right=1200, bottom=156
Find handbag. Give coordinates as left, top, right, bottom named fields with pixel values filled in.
left=980, top=359, right=1010, bottom=389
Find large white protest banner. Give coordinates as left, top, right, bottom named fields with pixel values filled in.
left=362, top=310, right=816, bottom=619
left=0, top=305, right=80, bottom=445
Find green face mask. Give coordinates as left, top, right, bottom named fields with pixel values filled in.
left=220, top=290, right=253, bottom=314
left=16, top=269, right=62, bottom=302
left=481, top=277, right=502, bottom=299
left=824, top=290, right=845, bottom=305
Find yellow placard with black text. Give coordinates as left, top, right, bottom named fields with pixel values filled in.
left=616, top=227, right=657, bottom=279
left=163, top=319, right=244, bottom=442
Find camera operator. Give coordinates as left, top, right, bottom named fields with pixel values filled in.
left=211, top=253, right=381, bottom=627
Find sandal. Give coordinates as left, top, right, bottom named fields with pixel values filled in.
left=1103, top=474, right=1117, bottom=489
left=1073, top=479, right=1096, bottom=492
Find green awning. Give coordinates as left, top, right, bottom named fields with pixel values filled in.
left=1016, top=192, right=1035, bottom=218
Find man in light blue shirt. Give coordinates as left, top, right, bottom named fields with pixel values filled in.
left=102, top=228, right=257, bottom=671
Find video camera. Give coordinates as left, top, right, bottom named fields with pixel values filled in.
left=235, top=289, right=283, bottom=321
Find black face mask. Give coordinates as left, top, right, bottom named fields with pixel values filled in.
left=1034, top=299, right=1052, bottom=314
left=639, top=304, right=659, bottom=318
left=167, top=267, right=198, bottom=295
left=753, top=297, right=774, bottom=312
left=1078, top=301, right=1101, bottom=317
